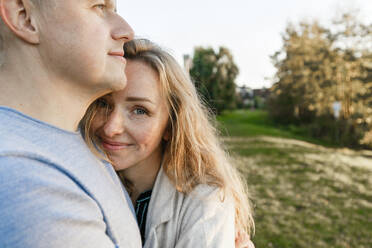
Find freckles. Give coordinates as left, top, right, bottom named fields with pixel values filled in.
left=135, top=126, right=160, bottom=145
left=136, top=130, right=155, bottom=144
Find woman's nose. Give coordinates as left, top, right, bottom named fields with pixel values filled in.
left=102, top=110, right=125, bottom=138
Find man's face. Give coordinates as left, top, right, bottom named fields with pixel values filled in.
left=36, top=0, right=134, bottom=93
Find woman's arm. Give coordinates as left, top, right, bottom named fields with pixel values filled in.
left=175, top=185, right=235, bottom=248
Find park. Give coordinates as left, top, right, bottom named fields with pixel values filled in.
left=184, top=8, right=372, bottom=247
left=218, top=110, right=372, bottom=247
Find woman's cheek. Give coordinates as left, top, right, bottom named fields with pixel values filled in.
left=137, top=129, right=156, bottom=145
left=136, top=124, right=162, bottom=145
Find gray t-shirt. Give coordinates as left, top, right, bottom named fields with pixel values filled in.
left=0, top=106, right=141, bottom=248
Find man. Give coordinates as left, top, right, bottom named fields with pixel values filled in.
left=0, top=0, right=141, bottom=247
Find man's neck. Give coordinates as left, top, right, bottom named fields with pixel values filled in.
left=0, top=60, right=104, bottom=132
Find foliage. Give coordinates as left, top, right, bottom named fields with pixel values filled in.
left=268, top=12, right=372, bottom=148
left=253, top=96, right=265, bottom=109
left=190, top=46, right=239, bottom=114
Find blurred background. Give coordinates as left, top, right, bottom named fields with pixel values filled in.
left=118, top=1, right=372, bottom=247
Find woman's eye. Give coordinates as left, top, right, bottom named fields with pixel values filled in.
left=96, top=99, right=109, bottom=108
left=133, top=108, right=147, bottom=115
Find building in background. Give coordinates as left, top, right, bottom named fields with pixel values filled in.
left=237, top=85, right=270, bottom=109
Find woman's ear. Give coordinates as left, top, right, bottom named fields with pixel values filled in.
left=162, top=124, right=171, bottom=141
left=0, top=0, right=40, bottom=44
left=163, top=129, right=170, bottom=141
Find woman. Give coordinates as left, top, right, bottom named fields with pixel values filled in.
left=81, top=39, right=254, bottom=247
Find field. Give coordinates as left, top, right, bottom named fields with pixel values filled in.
left=217, top=110, right=372, bottom=248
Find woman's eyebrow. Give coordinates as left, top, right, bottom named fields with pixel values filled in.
left=125, top=96, right=155, bottom=105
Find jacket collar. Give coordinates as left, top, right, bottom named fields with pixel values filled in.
left=145, top=166, right=176, bottom=238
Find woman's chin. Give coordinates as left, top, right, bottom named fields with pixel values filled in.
left=111, top=161, right=133, bottom=171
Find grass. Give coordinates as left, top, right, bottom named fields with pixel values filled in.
left=217, top=110, right=372, bottom=248
left=217, top=110, right=335, bottom=147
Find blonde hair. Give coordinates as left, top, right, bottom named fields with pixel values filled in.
left=81, top=39, right=254, bottom=236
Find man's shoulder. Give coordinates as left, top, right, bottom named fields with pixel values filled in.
left=0, top=156, right=132, bottom=248
left=0, top=106, right=94, bottom=171
left=0, top=109, right=33, bottom=151
left=0, top=155, right=95, bottom=206
left=0, top=107, right=57, bottom=158
left=0, top=109, right=142, bottom=247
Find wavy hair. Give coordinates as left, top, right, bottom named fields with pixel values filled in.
left=81, top=39, right=254, bottom=236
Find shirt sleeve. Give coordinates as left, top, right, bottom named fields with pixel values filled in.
left=0, top=156, right=117, bottom=248
left=175, top=185, right=236, bottom=248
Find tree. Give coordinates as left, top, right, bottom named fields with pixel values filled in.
left=190, top=46, right=239, bottom=114
left=269, top=21, right=334, bottom=123
left=268, top=11, right=372, bottom=148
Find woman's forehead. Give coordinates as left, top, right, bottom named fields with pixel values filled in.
left=125, top=61, right=160, bottom=93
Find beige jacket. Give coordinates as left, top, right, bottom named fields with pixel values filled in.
left=143, top=167, right=235, bottom=248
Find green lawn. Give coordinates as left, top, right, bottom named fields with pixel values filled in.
left=217, top=110, right=372, bottom=248
left=217, top=110, right=333, bottom=147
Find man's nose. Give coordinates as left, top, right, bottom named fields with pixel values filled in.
left=102, top=110, right=125, bottom=138
left=111, top=14, right=134, bottom=42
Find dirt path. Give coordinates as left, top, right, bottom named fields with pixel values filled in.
left=224, top=135, right=372, bottom=171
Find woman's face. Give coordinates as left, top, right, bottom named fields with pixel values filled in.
left=90, top=60, right=169, bottom=171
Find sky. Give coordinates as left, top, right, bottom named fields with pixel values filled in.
left=118, top=0, right=372, bottom=89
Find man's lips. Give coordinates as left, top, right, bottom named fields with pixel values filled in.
left=100, top=138, right=132, bottom=151
left=108, top=51, right=126, bottom=63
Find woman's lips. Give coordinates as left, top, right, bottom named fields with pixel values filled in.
left=101, top=139, right=132, bottom=151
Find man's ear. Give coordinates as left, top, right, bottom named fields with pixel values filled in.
left=0, top=0, right=39, bottom=44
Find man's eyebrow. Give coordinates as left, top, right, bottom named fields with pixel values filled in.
left=126, top=96, right=155, bottom=105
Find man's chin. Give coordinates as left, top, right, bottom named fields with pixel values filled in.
left=109, top=75, right=127, bottom=92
